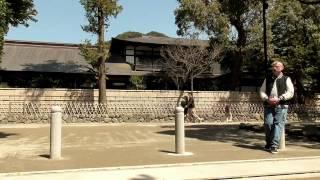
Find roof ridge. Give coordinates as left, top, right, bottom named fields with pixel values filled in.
left=4, top=39, right=80, bottom=48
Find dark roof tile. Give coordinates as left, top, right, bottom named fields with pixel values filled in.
left=1, top=40, right=92, bottom=73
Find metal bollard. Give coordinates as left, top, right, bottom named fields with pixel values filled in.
left=175, top=106, right=185, bottom=154
left=50, top=106, right=62, bottom=159
left=279, top=128, right=285, bottom=150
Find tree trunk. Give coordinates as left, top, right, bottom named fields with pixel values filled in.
left=229, top=16, right=246, bottom=91
left=191, top=76, right=194, bottom=92
left=294, top=69, right=306, bottom=104
left=98, top=8, right=106, bottom=104
left=230, top=51, right=243, bottom=90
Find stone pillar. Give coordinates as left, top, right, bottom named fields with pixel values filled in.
left=175, top=106, right=185, bottom=154
left=50, top=106, right=62, bottom=159
left=279, top=128, right=285, bottom=150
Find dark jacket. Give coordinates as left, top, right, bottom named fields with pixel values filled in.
left=265, top=75, right=290, bottom=105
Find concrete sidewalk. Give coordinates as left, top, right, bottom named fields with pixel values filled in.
left=1, top=123, right=320, bottom=179
left=2, top=157, right=320, bottom=180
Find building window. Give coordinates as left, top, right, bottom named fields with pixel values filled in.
left=125, top=49, right=134, bottom=56
left=124, top=45, right=163, bottom=71
left=126, top=56, right=134, bottom=64
left=125, top=46, right=135, bottom=64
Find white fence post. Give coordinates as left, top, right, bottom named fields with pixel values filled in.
left=50, top=106, right=62, bottom=160
left=279, top=128, right=285, bottom=150
left=175, top=106, right=185, bottom=154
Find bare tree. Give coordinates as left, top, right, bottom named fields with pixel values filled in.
left=160, top=39, right=221, bottom=93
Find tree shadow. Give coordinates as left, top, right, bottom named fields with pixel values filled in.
left=286, top=138, right=320, bottom=149
left=15, top=59, right=96, bottom=102
left=22, top=60, right=90, bottom=74
left=22, top=88, right=95, bottom=102
left=234, top=143, right=268, bottom=151
left=158, top=124, right=265, bottom=149
left=130, top=174, right=157, bottom=180
left=158, top=124, right=320, bottom=150
left=21, top=60, right=95, bottom=97
left=0, top=132, right=17, bottom=138
left=238, top=123, right=320, bottom=149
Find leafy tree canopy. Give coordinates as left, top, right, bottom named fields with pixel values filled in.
left=271, top=0, right=320, bottom=92
left=129, top=75, right=145, bottom=90
left=0, top=0, right=37, bottom=59
left=115, top=31, right=168, bottom=39
left=175, top=0, right=263, bottom=90
left=80, top=0, right=122, bottom=103
left=115, top=31, right=143, bottom=39
left=80, top=0, right=122, bottom=34
left=175, top=0, right=262, bottom=48
left=145, top=31, right=168, bottom=37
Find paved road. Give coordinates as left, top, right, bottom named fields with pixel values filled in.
left=1, top=123, right=320, bottom=179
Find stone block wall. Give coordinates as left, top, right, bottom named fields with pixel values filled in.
left=0, top=88, right=318, bottom=124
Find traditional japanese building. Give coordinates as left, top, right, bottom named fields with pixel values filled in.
left=1, top=37, right=248, bottom=90
left=108, top=36, right=223, bottom=90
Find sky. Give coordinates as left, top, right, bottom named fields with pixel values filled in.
left=5, top=0, right=179, bottom=44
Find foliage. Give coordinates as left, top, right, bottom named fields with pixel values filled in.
left=0, top=0, right=6, bottom=58
left=175, top=0, right=261, bottom=47
left=129, top=75, right=145, bottom=90
left=115, top=31, right=143, bottom=39
left=175, top=0, right=320, bottom=92
left=270, top=0, right=320, bottom=92
left=80, top=0, right=122, bottom=103
left=79, top=40, right=110, bottom=73
left=80, top=0, right=122, bottom=34
left=175, top=0, right=263, bottom=90
left=0, top=0, right=36, bottom=59
left=145, top=31, right=168, bottom=37
left=115, top=31, right=168, bottom=39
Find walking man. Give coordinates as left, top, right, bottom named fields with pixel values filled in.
left=259, top=61, right=294, bottom=153
left=182, top=92, right=203, bottom=122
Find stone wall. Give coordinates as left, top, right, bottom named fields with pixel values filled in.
left=0, top=88, right=319, bottom=124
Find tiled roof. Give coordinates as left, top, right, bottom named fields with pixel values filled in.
left=1, top=40, right=91, bottom=73
left=1, top=40, right=152, bottom=76
left=113, top=36, right=209, bottom=46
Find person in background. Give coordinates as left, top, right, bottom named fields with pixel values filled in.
left=259, top=61, right=294, bottom=154
left=181, top=95, right=189, bottom=119
left=184, top=92, right=203, bottom=123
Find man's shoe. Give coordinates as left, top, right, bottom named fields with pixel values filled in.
left=264, top=145, right=271, bottom=151
left=270, top=147, right=278, bottom=154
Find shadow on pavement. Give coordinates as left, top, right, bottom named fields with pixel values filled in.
left=158, top=124, right=320, bottom=150
left=39, top=154, right=50, bottom=159
left=130, top=174, right=157, bottom=180
left=158, top=124, right=265, bottom=150
left=235, top=143, right=268, bottom=151
left=286, top=139, right=320, bottom=149
left=158, top=150, right=175, bottom=154
left=0, top=132, right=17, bottom=138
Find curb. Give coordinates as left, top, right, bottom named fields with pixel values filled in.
left=1, top=156, right=320, bottom=179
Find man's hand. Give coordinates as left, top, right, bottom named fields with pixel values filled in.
left=268, top=97, right=279, bottom=106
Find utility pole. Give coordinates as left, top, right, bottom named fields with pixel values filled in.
left=263, top=0, right=269, bottom=74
